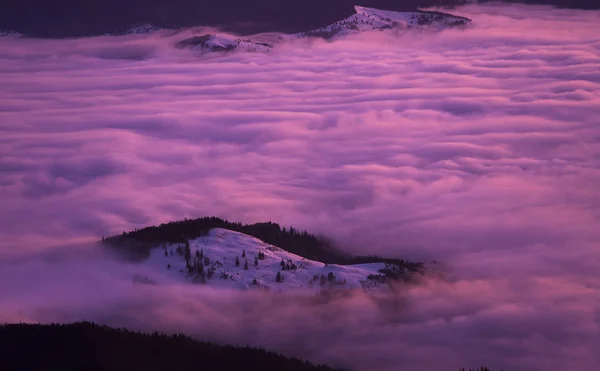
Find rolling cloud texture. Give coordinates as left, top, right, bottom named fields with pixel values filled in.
left=1, top=4, right=599, bottom=371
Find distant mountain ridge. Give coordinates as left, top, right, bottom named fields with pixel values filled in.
left=1, top=0, right=474, bottom=38
left=166, top=7, right=472, bottom=54
left=295, top=6, right=471, bottom=39
left=2, top=0, right=598, bottom=39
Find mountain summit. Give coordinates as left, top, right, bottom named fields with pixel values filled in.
left=296, top=5, right=472, bottom=39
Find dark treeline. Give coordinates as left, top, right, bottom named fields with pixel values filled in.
left=102, top=216, right=423, bottom=272
left=0, top=322, right=345, bottom=371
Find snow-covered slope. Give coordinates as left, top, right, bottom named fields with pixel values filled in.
left=296, top=5, right=472, bottom=39
left=137, top=228, right=397, bottom=292
left=175, top=34, right=272, bottom=53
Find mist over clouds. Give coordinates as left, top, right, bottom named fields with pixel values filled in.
left=1, top=4, right=600, bottom=371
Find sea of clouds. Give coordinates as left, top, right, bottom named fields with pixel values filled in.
left=1, top=3, right=599, bottom=371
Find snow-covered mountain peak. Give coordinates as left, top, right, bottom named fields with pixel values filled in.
left=296, top=6, right=472, bottom=40
left=135, top=228, right=400, bottom=293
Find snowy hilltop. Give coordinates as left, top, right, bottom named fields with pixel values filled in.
left=296, top=5, right=472, bottom=39
left=103, top=217, right=422, bottom=293
left=135, top=228, right=407, bottom=293
left=175, top=34, right=273, bottom=53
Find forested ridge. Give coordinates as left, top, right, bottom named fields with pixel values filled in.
left=102, top=216, right=424, bottom=272
left=0, top=322, right=345, bottom=371
left=0, top=322, right=507, bottom=371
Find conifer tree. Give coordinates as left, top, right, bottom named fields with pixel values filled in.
left=244, top=259, right=249, bottom=270
left=184, top=243, right=191, bottom=263
left=254, top=256, right=258, bottom=266
left=235, top=256, right=240, bottom=267
left=276, top=271, right=282, bottom=283
left=242, top=249, right=246, bottom=258
left=164, top=249, right=168, bottom=257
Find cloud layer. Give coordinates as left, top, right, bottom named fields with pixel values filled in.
left=1, top=3, right=600, bottom=371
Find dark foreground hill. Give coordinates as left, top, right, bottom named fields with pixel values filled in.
left=0, top=322, right=344, bottom=371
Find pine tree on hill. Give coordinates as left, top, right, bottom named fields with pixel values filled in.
left=242, top=249, right=246, bottom=258
left=276, top=271, right=282, bottom=283
left=184, top=242, right=191, bottom=263
left=254, top=256, right=258, bottom=266
left=235, top=256, right=240, bottom=267
left=244, top=259, right=249, bottom=270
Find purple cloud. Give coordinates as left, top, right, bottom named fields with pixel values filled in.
left=0, top=3, right=599, bottom=371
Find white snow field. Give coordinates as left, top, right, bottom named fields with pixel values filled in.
left=137, top=228, right=395, bottom=293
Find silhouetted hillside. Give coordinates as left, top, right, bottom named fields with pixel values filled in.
left=102, top=217, right=424, bottom=272
left=0, top=322, right=345, bottom=371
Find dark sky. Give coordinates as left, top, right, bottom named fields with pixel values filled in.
left=2, top=0, right=599, bottom=37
